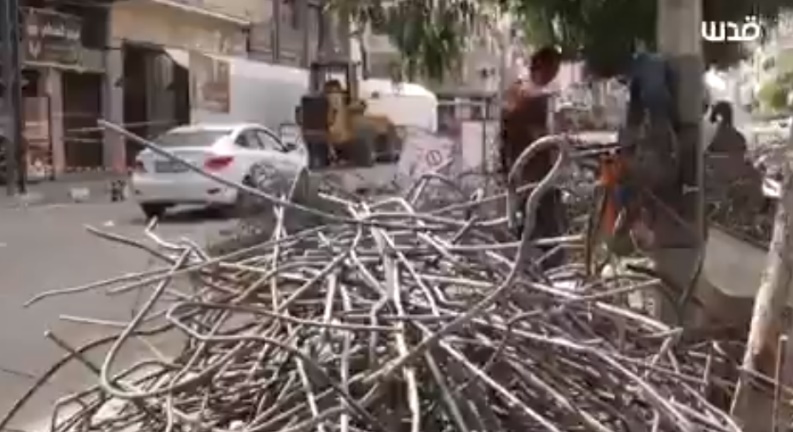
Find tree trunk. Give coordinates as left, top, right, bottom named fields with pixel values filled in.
left=731, top=153, right=793, bottom=431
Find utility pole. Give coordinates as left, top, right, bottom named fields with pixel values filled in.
left=1, top=0, right=24, bottom=196
left=300, top=0, right=310, bottom=67
left=651, top=0, right=705, bottom=323
left=273, top=0, right=281, bottom=63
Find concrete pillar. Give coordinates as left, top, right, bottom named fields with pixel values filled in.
left=102, top=39, right=125, bottom=173
left=273, top=0, right=281, bottom=62
left=43, top=68, right=65, bottom=176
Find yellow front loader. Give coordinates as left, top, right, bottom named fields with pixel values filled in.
left=296, top=60, right=401, bottom=169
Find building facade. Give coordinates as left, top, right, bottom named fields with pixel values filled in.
left=105, top=0, right=342, bottom=170
left=11, top=0, right=337, bottom=176
left=9, top=1, right=106, bottom=178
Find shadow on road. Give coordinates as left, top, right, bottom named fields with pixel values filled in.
left=128, top=206, right=232, bottom=226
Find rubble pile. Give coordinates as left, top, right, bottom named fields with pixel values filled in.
left=2, top=133, right=779, bottom=432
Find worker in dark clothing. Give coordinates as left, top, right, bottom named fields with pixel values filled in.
left=707, top=101, right=747, bottom=155
left=705, top=100, right=763, bottom=214
left=706, top=101, right=749, bottom=183
left=499, top=46, right=565, bottom=266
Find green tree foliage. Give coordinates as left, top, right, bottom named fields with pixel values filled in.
left=338, top=0, right=480, bottom=81
left=778, top=48, right=793, bottom=74
left=757, top=80, right=787, bottom=110
left=332, top=0, right=791, bottom=80
left=512, top=0, right=656, bottom=77
left=758, top=72, right=793, bottom=111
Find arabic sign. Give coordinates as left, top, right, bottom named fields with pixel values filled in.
left=23, top=8, right=82, bottom=65
left=701, top=16, right=762, bottom=42
left=190, top=52, right=230, bottom=113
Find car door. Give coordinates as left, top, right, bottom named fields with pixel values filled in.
left=232, top=129, right=269, bottom=181
left=244, top=128, right=302, bottom=197
left=253, top=127, right=305, bottom=168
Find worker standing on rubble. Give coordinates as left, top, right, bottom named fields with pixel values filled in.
left=499, top=46, right=565, bottom=265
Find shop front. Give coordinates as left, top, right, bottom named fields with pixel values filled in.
left=21, top=7, right=105, bottom=178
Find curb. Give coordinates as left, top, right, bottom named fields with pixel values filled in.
left=0, top=179, right=129, bottom=208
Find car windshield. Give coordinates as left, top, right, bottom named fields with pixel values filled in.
left=155, top=130, right=230, bottom=147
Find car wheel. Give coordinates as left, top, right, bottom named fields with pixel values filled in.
left=141, top=203, right=169, bottom=220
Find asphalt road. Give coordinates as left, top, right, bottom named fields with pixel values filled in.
left=0, top=202, right=235, bottom=432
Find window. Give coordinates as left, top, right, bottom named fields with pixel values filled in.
left=255, top=129, right=286, bottom=151
left=437, top=100, right=456, bottom=132
left=250, top=130, right=270, bottom=149
left=470, top=98, right=484, bottom=120
left=486, top=98, right=496, bottom=119
left=235, top=132, right=256, bottom=148
left=156, top=130, right=229, bottom=147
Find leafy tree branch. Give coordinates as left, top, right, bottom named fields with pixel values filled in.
left=329, top=0, right=792, bottom=80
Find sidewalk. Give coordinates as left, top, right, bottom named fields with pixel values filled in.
left=0, top=172, right=128, bottom=208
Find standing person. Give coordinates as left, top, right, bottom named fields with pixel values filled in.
left=499, top=46, right=565, bottom=265
left=706, top=100, right=763, bottom=215
left=707, top=101, right=747, bottom=155
left=705, top=101, right=751, bottom=190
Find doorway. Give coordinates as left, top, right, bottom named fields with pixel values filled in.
left=62, top=71, right=103, bottom=169
left=122, top=44, right=189, bottom=166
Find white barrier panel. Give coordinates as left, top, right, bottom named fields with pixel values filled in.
left=396, top=127, right=460, bottom=188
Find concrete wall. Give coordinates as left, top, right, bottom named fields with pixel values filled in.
left=110, top=0, right=247, bottom=55
left=200, top=0, right=268, bottom=21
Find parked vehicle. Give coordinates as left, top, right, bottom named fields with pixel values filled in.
left=130, top=123, right=307, bottom=219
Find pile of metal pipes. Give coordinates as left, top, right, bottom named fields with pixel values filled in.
left=0, top=128, right=772, bottom=432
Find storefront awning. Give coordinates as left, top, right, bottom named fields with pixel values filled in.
left=165, top=48, right=190, bottom=68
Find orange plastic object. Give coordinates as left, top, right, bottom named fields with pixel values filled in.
left=598, top=155, right=624, bottom=236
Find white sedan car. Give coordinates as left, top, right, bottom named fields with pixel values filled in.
left=130, top=123, right=307, bottom=219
